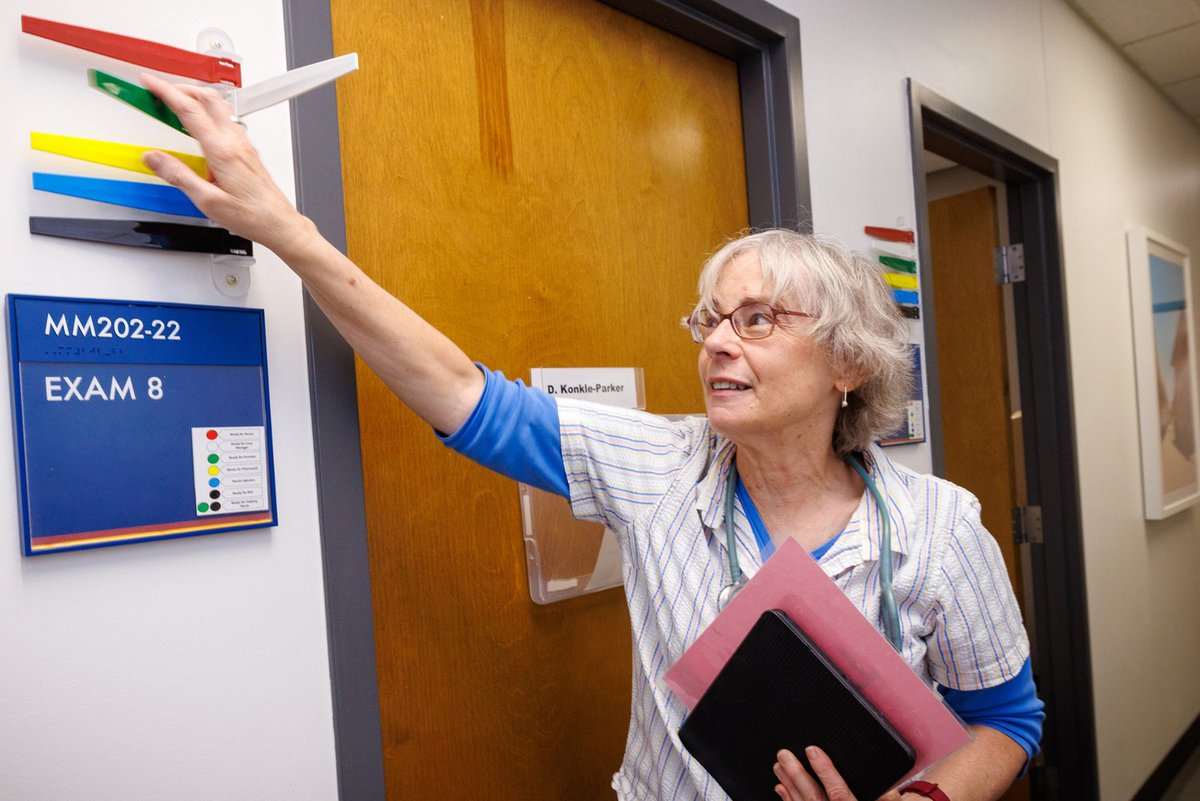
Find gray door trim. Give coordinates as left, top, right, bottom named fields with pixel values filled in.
left=907, top=79, right=1098, bottom=801
left=283, top=2, right=810, bottom=798
left=283, top=3, right=385, bottom=799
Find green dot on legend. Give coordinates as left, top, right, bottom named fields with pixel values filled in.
left=207, top=454, right=219, bottom=464
left=197, top=502, right=210, bottom=513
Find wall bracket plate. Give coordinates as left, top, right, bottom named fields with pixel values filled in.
left=212, top=254, right=253, bottom=298
left=196, top=27, right=238, bottom=60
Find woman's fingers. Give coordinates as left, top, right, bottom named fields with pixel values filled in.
left=803, top=746, right=857, bottom=801
left=192, top=82, right=239, bottom=124
left=773, top=747, right=865, bottom=801
left=774, top=748, right=823, bottom=801
left=139, top=74, right=238, bottom=219
left=140, top=74, right=234, bottom=143
left=139, top=73, right=305, bottom=250
left=141, top=74, right=227, bottom=142
left=142, top=149, right=221, bottom=206
left=140, top=73, right=247, bottom=180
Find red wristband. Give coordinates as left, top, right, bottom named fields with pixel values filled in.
left=900, top=781, right=950, bottom=801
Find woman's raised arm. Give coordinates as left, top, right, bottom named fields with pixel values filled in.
left=140, top=74, right=484, bottom=434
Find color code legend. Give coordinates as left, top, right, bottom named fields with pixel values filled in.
left=192, top=426, right=268, bottom=515
left=9, top=295, right=277, bottom=555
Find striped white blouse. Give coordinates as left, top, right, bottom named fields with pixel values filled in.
left=555, top=398, right=1029, bottom=801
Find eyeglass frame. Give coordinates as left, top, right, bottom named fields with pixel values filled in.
left=686, top=302, right=816, bottom=344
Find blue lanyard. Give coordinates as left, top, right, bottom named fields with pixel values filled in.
left=721, top=455, right=903, bottom=652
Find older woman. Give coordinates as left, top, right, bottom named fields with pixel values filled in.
left=142, top=76, right=1042, bottom=801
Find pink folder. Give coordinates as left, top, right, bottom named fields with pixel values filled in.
left=664, top=539, right=971, bottom=784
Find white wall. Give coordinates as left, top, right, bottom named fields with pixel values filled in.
left=5, top=2, right=1199, bottom=801
left=785, top=0, right=1053, bottom=479
left=769, top=0, right=1200, bottom=798
left=1042, top=1, right=1200, bottom=798
left=0, top=3, right=337, bottom=801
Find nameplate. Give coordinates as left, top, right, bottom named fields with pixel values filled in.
left=529, top=367, right=644, bottom=409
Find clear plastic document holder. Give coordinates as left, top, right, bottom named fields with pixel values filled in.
left=520, top=367, right=646, bottom=604
left=520, top=485, right=623, bottom=604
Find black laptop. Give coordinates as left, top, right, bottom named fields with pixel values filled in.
left=678, top=609, right=915, bottom=801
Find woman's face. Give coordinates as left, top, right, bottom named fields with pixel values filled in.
left=697, top=250, right=845, bottom=448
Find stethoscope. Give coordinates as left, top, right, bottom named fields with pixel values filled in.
left=715, top=454, right=904, bottom=653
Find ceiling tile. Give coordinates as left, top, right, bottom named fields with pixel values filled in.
left=1163, top=74, right=1200, bottom=118
left=1070, top=0, right=1200, bottom=44
left=1124, top=23, right=1200, bottom=84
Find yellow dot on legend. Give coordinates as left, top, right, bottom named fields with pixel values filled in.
left=208, top=465, right=220, bottom=476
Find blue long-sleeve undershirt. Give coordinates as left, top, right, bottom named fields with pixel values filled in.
left=440, top=366, right=1044, bottom=760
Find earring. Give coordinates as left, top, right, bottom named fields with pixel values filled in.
left=841, top=387, right=849, bottom=408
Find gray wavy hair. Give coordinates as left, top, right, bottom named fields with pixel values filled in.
left=689, top=229, right=913, bottom=455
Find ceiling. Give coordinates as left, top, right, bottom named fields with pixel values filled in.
left=1066, top=0, right=1200, bottom=129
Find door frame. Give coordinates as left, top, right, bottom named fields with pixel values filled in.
left=284, top=2, right=811, bottom=798
left=907, top=79, right=1098, bottom=801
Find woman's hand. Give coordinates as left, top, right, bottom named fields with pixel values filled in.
left=138, top=74, right=484, bottom=431
left=139, top=74, right=313, bottom=257
left=773, top=747, right=903, bottom=801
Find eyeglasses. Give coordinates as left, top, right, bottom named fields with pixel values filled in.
left=686, top=302, right=815, bottom=344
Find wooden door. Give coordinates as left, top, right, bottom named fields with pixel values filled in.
left=928, top=185, right=1028, bottom=801
left=929, top=186, right=1022, bottom=590
left=329, top=1, right=748, bottom=798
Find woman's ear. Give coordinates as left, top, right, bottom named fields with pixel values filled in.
left=834, top=370, right=868, bottom=395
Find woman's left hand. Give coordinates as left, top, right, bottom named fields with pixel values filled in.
left=773, top=747, right=903, bottom=801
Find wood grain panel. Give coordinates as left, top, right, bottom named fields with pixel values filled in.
left=330, top=1, right=748, bottom=797
left=929, top=186, right=1021, bottom=587
left=928, top=186, right=1027, bottom=801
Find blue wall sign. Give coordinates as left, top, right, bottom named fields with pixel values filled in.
left=7, top=294, right=277, bottom=554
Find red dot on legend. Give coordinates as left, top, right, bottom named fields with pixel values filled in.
left=206, top=430, right=218, bottom=440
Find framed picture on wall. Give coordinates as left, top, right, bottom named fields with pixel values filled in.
left=1128, top=228, right=1200, bottom=519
